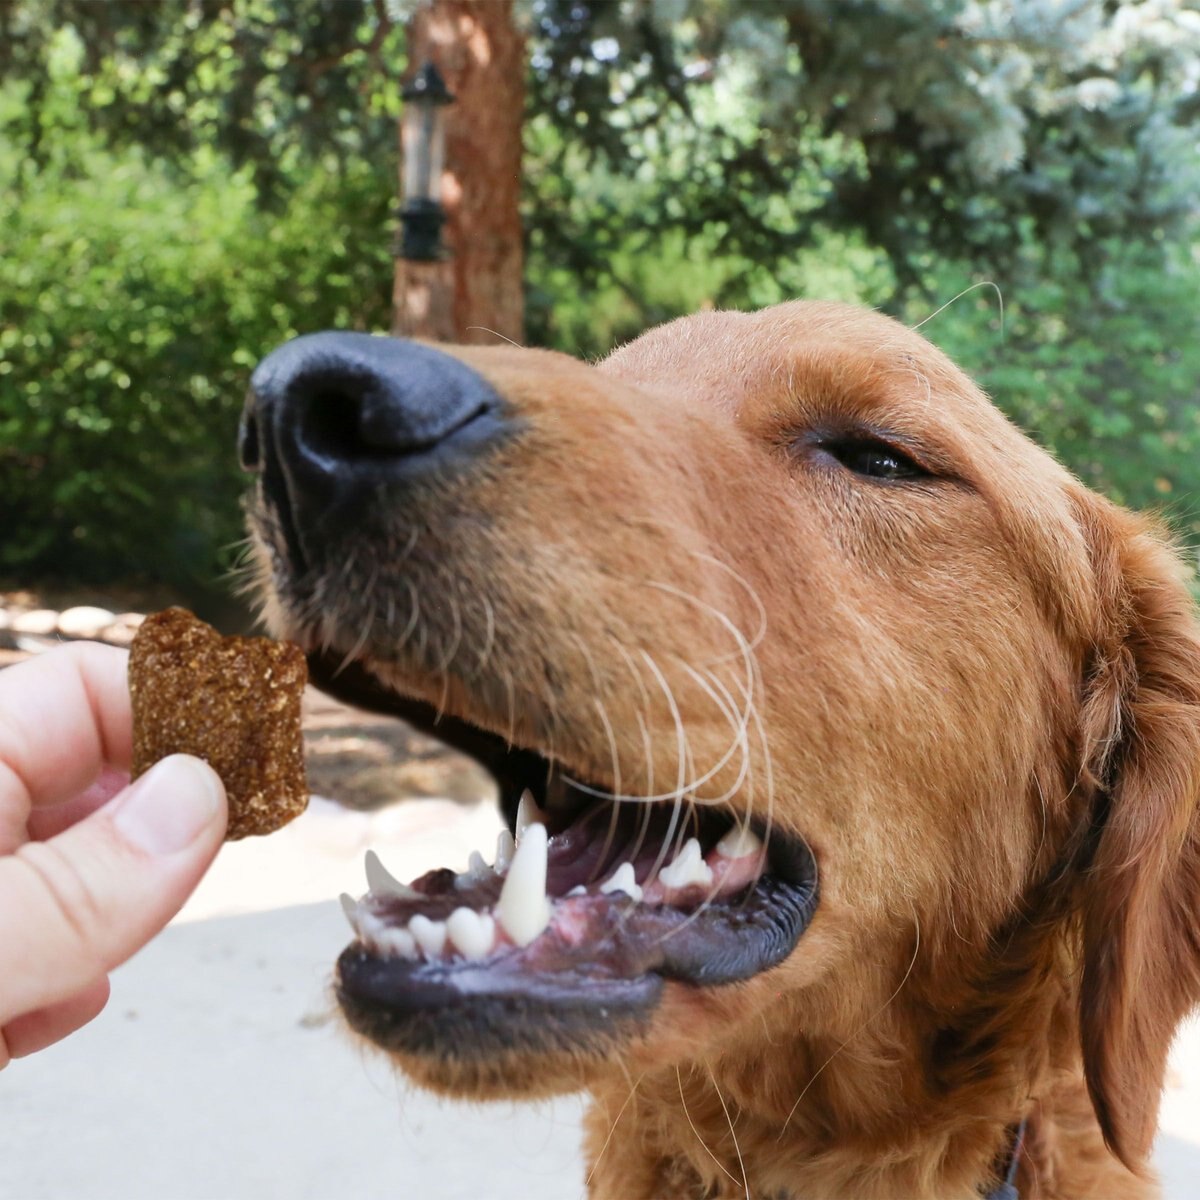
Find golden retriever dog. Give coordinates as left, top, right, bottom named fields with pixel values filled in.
left=240, top=301, right=1200, bottom=1198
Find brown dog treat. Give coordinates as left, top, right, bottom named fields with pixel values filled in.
left=128, top=608, right=309, bottom=840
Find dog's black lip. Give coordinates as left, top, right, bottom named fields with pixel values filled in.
left=336, top=946, right=663, bottom=1060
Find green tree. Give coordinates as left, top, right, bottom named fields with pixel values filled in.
left=6, top=1, right=1197, bottom=306
left=524, top=0, right=1200, bottom=307
left=1, top=0, right=1198, bottom=587
left=0, top=0, right=405, bottom=199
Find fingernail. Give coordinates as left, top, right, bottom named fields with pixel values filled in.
left=113, top=755, right=224, bottom=855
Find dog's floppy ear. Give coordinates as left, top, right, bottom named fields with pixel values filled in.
left=1072, top=492, right=1200, bottom=1169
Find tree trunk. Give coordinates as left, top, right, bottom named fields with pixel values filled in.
left=393, top=0, right=525, bottom=345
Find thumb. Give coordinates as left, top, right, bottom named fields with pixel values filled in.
left=0, top=755, right=227, bottom=1026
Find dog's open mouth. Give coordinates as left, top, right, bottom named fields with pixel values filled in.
left=318, top=656, right=819, bottom=1058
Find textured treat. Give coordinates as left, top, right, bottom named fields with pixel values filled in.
left=129, top=608, right=309, bottom=840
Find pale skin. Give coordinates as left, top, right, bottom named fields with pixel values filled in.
left=0, top=642, right=228, bottom=1067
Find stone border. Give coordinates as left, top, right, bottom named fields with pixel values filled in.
left=0, top=604, right=145, bottom=653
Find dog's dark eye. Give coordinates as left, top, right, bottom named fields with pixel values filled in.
left=818, top=437, right=930, bottom=482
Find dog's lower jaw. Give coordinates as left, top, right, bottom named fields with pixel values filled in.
left=338, top=993, right=656, bottom=1103
left=367, top=1047, right=601, bottom=1105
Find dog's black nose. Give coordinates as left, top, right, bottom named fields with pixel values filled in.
left=241, top=332, right=509, bottom=555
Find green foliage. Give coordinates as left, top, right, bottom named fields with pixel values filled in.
left=523, top=57, right=897, bottom=355
left=0, top=41, right=394, bottom=587
left=0, top=0, right=407, bottom=200
left=522, top=0, right=1200, bottom=533
left=524, top=0, right=1200, bottom=302
left=917, top=242, right=1200, bottom=529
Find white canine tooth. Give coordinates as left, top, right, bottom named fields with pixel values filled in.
left=567, top=885, right=588, bottom=897
left=379, top=926, right=418, bottom=958
left=497, top=821, right=552, bottom=946
left=716, top=825, right=764, bottom=860
left=446, top=907, right=496, bottom=960
left=600, top=862, right=643, bottom=902
left=339, top=893, right=360, bottom=932
left=364, top=849, right=418, bottom=899
left=495, top=829, right=516, bottom=872
left=516, top=789, right=547, bottom=840
left=657, top=837, right=713, bottom=890
left=409, top=914, right=448, bottom=957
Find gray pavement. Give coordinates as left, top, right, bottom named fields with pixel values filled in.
left=4, top=900, right=586, bottom=1200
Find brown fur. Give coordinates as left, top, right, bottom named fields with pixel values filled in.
left=255, top=302, right=1200, bottom=1198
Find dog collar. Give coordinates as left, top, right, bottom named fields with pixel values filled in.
left=983, top=1118, right=1027, bottom=1200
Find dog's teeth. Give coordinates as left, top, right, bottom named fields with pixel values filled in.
left=457, top=849, right=492, bottom=887
left=446, top=907, right=496, bottom=960
left=339, top=893, right=360, bottom=932
left=364, top=849, right=417, bottom=898
left=657, top=837, right=714, bottom=889
left=600, top=862, right=643, bottom=901
left=378, top=926, right=418, bottom=958
left=409, top=914, right=448, bottom=957
left=355, top=909, right=388, bottom=950
left=497, top=821, right=552, bottom=946
left=715, top=826, right=763, bottom=859
left=515, top=789, right=548, bottom=840
left=495, top=829, right=516, bottom=872
left=567, top=885, right=588, bottom=897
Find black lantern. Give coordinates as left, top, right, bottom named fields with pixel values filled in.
left=398, top=62, right=454, bottom=261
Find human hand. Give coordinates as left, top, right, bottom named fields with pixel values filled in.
left=0, top=641, right=227, bottom=1066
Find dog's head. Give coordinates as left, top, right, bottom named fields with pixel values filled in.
left=242, top=302, right=1200, bottom=1170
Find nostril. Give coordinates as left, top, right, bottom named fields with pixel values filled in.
left=238, top=408, right=261, bottom=472
left=301, top=387, right=377, bottom=463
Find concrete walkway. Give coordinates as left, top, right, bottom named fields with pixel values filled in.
left=4, top=796, right=1198, bottom=1199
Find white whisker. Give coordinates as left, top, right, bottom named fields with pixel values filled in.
left=778, top=917, right=921, bottom=1138
left=464, top=325, right=523, bottom=348
left=910, top=279, right=1004, bottom=338
left=477, top=594, right=497, bottom=676
left=585, top=1073, right=645, bottom=1187
left=676, top=1067, right=743, bottom=1190
left=708, top=1061, right=749, bottom=1200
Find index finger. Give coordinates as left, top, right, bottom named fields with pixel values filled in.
left=0, top=643, right=132, bottom=821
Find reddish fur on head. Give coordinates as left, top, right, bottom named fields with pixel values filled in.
left=249, top=301, right=1200, bottom=1198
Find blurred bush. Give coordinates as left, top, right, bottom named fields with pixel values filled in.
left=0, top=127, right=393, bottom=590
